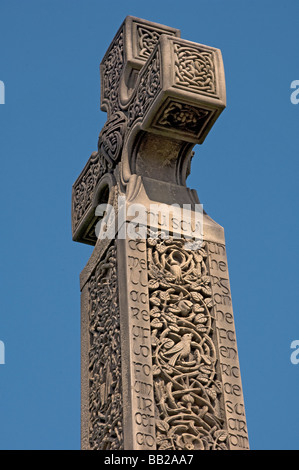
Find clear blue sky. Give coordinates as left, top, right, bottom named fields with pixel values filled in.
left=0, top=0, right=298, bottom=450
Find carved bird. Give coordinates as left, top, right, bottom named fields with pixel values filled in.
left=169, top=261, right=182, bottom=282
left=164, top=333, right=192, bottom=367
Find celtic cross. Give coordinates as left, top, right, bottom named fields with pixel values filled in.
left=72, top=16, right=249, bottom=451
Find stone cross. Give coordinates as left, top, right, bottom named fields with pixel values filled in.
left=72, top=16, right=249, bottom=451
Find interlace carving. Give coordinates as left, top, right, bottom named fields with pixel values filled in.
left=72, top=112, right=127, bottom=234
left=137, top=26, right=162, bottom=59
left=147, top=236, right=228, bottom=450
left=174, top=43, right=216, bottom=96
left=128, top=47, right=161, bottom=126
left=102, top=29, right=124, bottom=114
left=158, top=102, right=210, bottom=136
left=88, top=245, right=123, bottom=450
left=74, top=16, right=244, bottom=452
left=98, top=111, right=127, bottom=165
left=72, top=151, right=108, bottom=232
left=73, top=19, right=226, bottom=244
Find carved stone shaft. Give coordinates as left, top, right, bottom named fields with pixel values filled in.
left=73, top=16, right=249, bottom=450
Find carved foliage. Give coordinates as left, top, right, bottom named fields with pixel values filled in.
left=147, top=236, right=228, bottom=450
left=88, top=245, right=123, bottom=450
left=174, top=43, right=217, bottom=96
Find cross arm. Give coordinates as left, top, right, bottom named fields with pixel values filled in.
left=72, top=16, right=226, bottom=245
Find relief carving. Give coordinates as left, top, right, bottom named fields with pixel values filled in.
left=73, top=18, right=226, bottom=244
left=88, top=245, right=123, bottom=450
left=157, top=102, right=210, bottom=136
left=128, top=47, right=161, bottom=126
left=72, top=151, right=108, bottom=233
left=135, top=23, right=177, bottom=60
left=174, top=43, right=216, bottom=96
left=72, top=112, right=127, bottom=234
left=102, top=28, right=124, bottom=115
left=147, top=236, right=228, bottom=450
left=98, top=111, right=127, bottom=166
left=136, top=25, right=161, bottom=59
left=75, top=17, right=249, bottom=452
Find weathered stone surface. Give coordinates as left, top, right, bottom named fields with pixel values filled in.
left=73, top=16, right=249, bottom=451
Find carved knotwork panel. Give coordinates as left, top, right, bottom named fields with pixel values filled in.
left=147, top=236, right=228, bottom=450
left=135, top=23, right=177, bottom=60
left=72, top=113, right=126, bottom=241
left=128, top=46, right=161, bottom=127
left=72, top=151, right=108, bottom=235
left=74, top=16, right=250, bottom=452
left=73, top=18, right=226, bottom=244
left=101, top=28, right=124, bottom=115
left=136, top=26, right=161, bottom=60
left=99, top=111, right=127, bottom=165
left=174, top=43, right=217, bottom=96
left=156, top=101, right=212, bottom=137
left=88, top=244, right=123, bottom=450
left=100, top=18, right=179, bottom=117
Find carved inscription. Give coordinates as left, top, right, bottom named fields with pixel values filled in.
left=126, top=238, right=156, bottom=449
left=88, top=245, right=123, bottom=450
left=75, top=16, right=246, bottom=452
left=207, top=242, right=249, bottom=450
